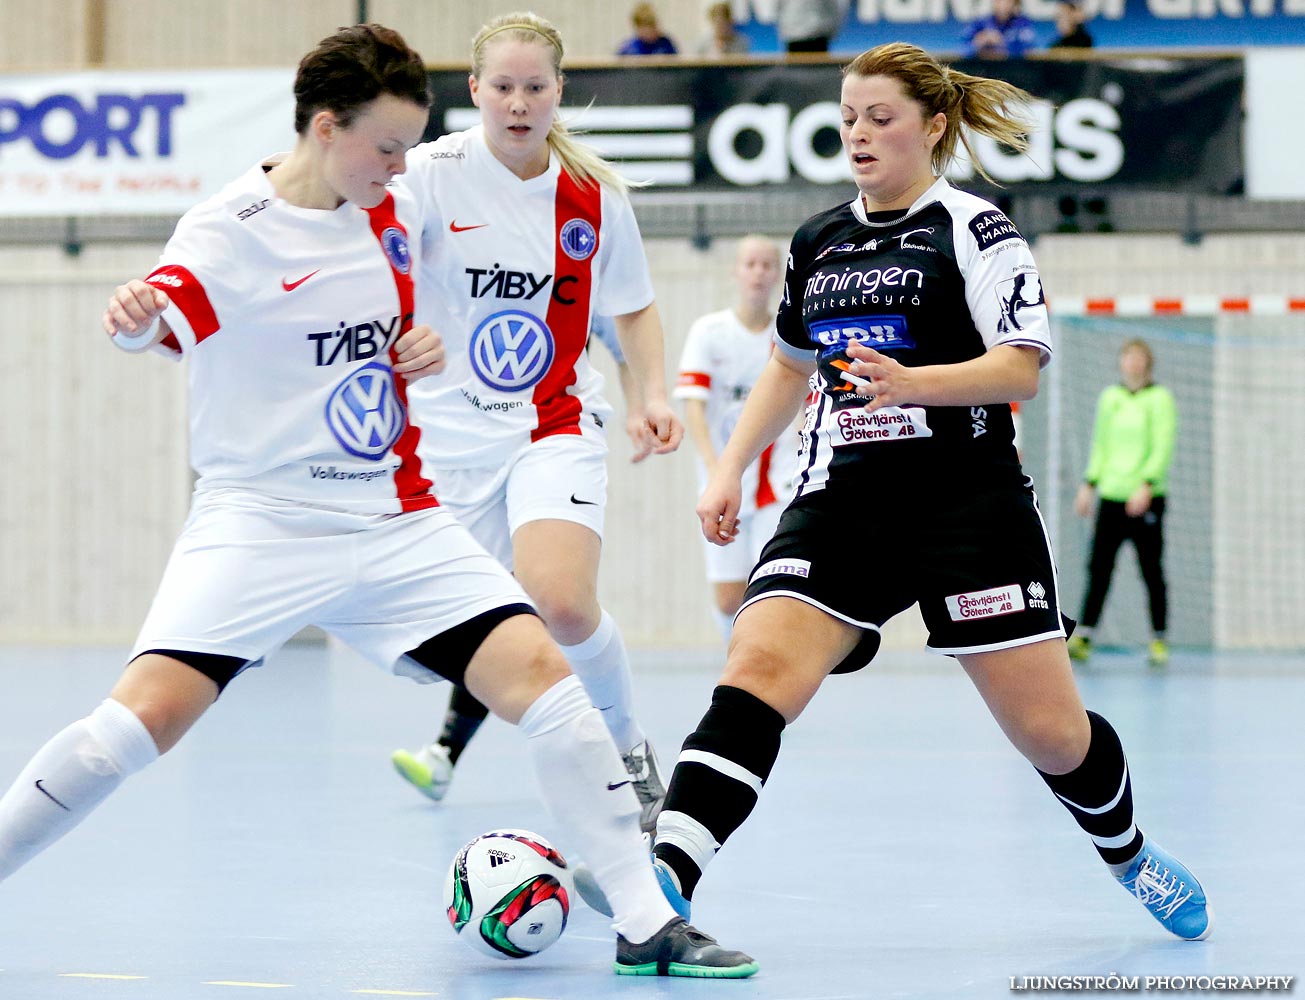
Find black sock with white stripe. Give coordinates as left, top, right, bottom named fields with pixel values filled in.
left=437, top=685, right=490, bottom=765
left=1038, top=711, right=1144, bottom=866
left=652, top=685, right=785, bottom=899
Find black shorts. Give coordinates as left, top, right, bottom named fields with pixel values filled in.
left=740, top=482, right=1070, bottom=672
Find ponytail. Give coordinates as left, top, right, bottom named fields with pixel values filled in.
left=547, top=116, right=643, bottom=195
left=843, top=43, right=1036, bottom=184
left=938, top=65, right=1035, bottom=183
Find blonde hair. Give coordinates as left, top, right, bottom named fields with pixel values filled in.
left=843, top=43, right=1035, bottom=185
left=471, top=11, right=636, bottom=194
left=736, top=233, right=781, bottom=265
left=1120, top=338, right=1155, bottom=375
left=631, top=3, right=659, bottom=28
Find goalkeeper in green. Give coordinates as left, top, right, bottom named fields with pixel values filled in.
left=1070, top=339, right=1178, bottom=666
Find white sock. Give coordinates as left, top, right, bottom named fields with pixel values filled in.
left=558, top=610, right=645, bottom=753
left=712, top=609, right=734, bottom=642
left=0, top=699, right=158, bottom=881
left=518, top=675, right=676, bottom=943
left=657, top=808, right=721, bottom=876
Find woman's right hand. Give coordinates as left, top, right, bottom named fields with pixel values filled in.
left=103, top=279, right=169, bottom=339
left=1074, top=483, right=1095, bottom=519
left=697, top=466, right=743, bottom=546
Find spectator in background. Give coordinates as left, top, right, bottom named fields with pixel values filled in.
left=1068, top=339, right=1177, bottom=667
left=1049, top=0, right=1095, bottom=48
left=696, top=1, right=750, bottom=56
left=778, top=0, right=850, bottom=54
left=618, top=2, right=678, bottom=55
left=963, top=0, right=1037, bottom=59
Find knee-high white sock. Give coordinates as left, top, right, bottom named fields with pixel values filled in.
left=519, top=675, right=676, bottom=943
left=0, top=699, right=158, bottom=882
left=559, top=610, right=645, bottom=753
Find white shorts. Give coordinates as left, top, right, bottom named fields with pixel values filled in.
left=433, top=433, right=608, bottom=571
left=131, top=494, right=531, bottom=682
left=701, top=500, right=786, bottom=584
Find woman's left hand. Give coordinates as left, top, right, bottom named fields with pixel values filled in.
left=845, top=342, right=916, bottom=411
left=639, top=400, right=684, bottom=456
left=392, top=325, right=446, bottom=383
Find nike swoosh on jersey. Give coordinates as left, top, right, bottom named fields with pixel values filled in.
left=570, top=494, right=600, bottom=506
left=281, top=270, right=320, bottom=291
left=449, top=220, right=488, bottom=233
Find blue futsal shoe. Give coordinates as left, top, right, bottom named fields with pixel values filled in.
left=1111, top=839, right=1212, bottom=940
left=654, top=858, right=692, bottom=921
left=574, top=855, right=691, bottom=922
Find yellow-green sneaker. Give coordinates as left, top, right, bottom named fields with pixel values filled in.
left=1148, top=639, right=1170, bottom=667
left=1067, top=634, right=1092, bottom=661
left=391, top=743, right=453, bottom=801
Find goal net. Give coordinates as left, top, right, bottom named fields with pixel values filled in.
left=1022, top=297, right=1305, bottom=653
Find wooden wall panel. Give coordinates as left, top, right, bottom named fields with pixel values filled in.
left=0, top=0, right=87, bottom=70
left=0, top=0, right=714, bottom=69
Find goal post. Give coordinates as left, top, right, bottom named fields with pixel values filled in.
left=1023, top=297, right=1305, bottom=653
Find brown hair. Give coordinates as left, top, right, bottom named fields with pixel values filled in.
left=842, top=42, right=1035, bottom=184
left=471, top=12, right=635, bottom=193
left=294, top=24, right=429, bottom=134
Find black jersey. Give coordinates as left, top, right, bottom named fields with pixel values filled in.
left=776, top=177, right=1051, bottom=499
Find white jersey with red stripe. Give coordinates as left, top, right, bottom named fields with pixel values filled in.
left=675, top=307, right=800, bottom=517
left=143, top=160, right=436, bottom=514
left=400, top=126, right=656, bottom=468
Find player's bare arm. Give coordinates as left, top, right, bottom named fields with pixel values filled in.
left=682, top=398, right=719, bottom=473
left=845, top=341, right=1040, bottom=411
left=613, top=303, right=684, bottom=455
left=698, top=352, right=811, bottom=546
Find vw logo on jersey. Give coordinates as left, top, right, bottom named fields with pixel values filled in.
left=559, top=218, right=597, bottom=261
left=325, top=362, right=406, bottom=460
left=381, top=227, right=411, bottom=274
left=470, top=310, right=556, bottom=391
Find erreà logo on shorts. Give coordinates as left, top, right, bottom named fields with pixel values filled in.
left=945, top=583, right=1025, bottom=622
left=751, top=558, right=811, bottom=583
left=1027, top=581, right=1049, bottom=610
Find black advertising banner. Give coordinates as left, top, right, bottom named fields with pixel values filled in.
left=425, top=59, right=1242, bottom=195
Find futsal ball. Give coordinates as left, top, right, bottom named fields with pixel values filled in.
left=443, top=829, right=574, bottom=960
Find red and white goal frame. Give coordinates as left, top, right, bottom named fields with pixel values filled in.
left=1050, top=295, right=1305, bottom=317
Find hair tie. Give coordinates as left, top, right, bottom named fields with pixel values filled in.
left=474, top=23, right=563, bottom=60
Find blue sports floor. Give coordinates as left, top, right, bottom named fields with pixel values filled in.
left=0, top=643, right=1300, bottom=999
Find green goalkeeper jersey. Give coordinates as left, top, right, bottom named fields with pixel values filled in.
left=1083, top=382, right=1177, bottom=502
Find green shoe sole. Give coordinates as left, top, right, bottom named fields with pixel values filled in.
left=614, top=960, right=760, bottom=978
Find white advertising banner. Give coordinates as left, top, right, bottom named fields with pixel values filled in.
left=0, top=68, right=295, bottom=217
left=1245, top=49, right=1305, bottom=200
